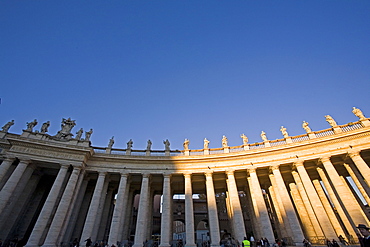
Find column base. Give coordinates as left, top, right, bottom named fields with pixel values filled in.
left=185, top=244, right=197, bottom=247
left=133, top=244, right=143, bottom=247
left=159, top=244, right=171, bottom=247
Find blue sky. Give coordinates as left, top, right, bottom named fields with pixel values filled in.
left=1, top=1, right=369, bottom=150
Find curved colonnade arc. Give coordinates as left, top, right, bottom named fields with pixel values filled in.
left=0, top=118, right=370, bottom=247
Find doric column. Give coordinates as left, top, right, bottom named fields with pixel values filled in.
left=320, top=157, right=370, bottom=226
left=26, top=165, right=70, bottom=247
left=343, top=163, right=370, bottom=205
left=80, top=172, right=107, bottom=244
left=294, top=160, right=337, bottom=240
left=133, top=174, right=151, bottom=247
left=248, top=168, right=274, bottom=243
left=92, top=176, right=111, bottom=240
left=270, top=165, right=304, bottom=244
left=0, top=159, right=30, bottom=213
left=97, top=186, right=114, bottom=241
left=288, top=182, right=317, bottom=239
left=267, top=185, right=284, bottom=238
left=205, top=172, right=221, bottom=247
left=109, top=173, right=129, bottom=246
left=159, top=174, right=172, bottom=247
left=316, top=166, right=357, bottom=240
left=291, top=170, right=323, bottom=237
left=43, top=166, right=81, bottom=247
left=184, top=173, right=196, bottom=247
left=0, top=156, right=15, bottom=185
left=349, top=151, right=370, bottom=187
left=311, top=179, right=347, bottom=238
left=226, top=170, right=246, bottom=244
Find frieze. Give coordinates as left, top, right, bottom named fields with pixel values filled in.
left=10, top=145, right=85, bottom=161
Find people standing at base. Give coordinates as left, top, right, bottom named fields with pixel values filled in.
left=326, top=239, right=333, bottom=247
left=242, top=237, right=250, bottom=247
left=356, top=224, right=370, bottom=247
left=332, top=240, right=339, bottom=247
left=85, top=238, right=92, bottom=247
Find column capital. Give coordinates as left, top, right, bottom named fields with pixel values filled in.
left=269, top=164, right=280, bottom=172
left=319, top=156, right=332, bottom=164
left=142, top=173, right=151, bottom=179
left=226, top=169, right=235, bottom=176
left=120, top=172, right=129, bottom=178
left=163, top=173, right=172, bottom=179
left=183, top=173, right=192, bottom=178
left=205, top=171, right=213, bottom=177
left=3, top=155, right=16, bottom=162
left=348, top=151, right=361, bottom=158
left=247, top=167, right=257, bottom=174
left=292, top=160, right=304, bottom=170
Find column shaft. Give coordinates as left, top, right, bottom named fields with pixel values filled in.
left=133, top=174, right=151, bottom=247
left=27, top=165, right=69, bottom=247
left=349, top=152, right=370, bottom=187
left=226, top=170, right=246, bottom=244
left=109, top=174, right=129, bottom=246
left=0, top=157, right=15, bottom=185
left=205, top=172, right=221, bottom=247
left=343, top=163, right=370, bottom=205
left=184, top=173, right=196, bottom=247
left=43, top=167, right=81, bottom=247
left=159, top=175, right=172, bottom=247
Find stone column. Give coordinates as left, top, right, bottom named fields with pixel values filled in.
left=184, top=173, right=196, bottom=247
left=248, top=168, right=274, bottom=243
left=26, top=165, right=70, bottom=247
left=43, top=166, right=81, bottom=247
left=270, top=165, right=304, bottom=244
left=0, top=159, right=30, bottom=214
left=267, top=185, right=284, bottom=238
left=312, top=179, right=347, bottom=238
left=0, top=156, right=15, bottom=185
left=343, top=163, right=370, bottom=205
left=316, top=166, right=357, bottom=240
left=349, top=151, right=370, bottom=187
left=80, top=172, right=107, bottom=244
left=291, top=170, right=323, bottom=237
left=133, top=174, right=151, bottom=247
left=205, top=172, right=221, bottom=247
left=160, top=174, right=172, bottom=247
left=92, top=176, right=111, bottom=240
left=294, top=160, right=337, bottom=240
left=320, top=157, right=370, bottom=226
left=226, top=170, right=246, bottom=244
left=109, top=173, right=129, bottom=246
left=121, top=189, right=135, bottom=241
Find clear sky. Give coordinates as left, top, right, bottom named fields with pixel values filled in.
left=1, top=1, right=369, bottom=151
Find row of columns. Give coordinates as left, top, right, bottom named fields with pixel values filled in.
left=0, top=150, right=369, bottom=246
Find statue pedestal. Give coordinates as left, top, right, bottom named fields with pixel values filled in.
left=361, top=119, right=370, bottom=127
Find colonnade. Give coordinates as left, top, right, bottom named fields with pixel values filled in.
left=0, top=148, right=369, bottom=247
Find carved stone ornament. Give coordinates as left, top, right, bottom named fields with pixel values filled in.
left=1, top=120, right=14, bottom=132
left=54, top=118, right=76, bottom=140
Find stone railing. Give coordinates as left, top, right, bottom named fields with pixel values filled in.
left=92, top=120, right=369, bottom=157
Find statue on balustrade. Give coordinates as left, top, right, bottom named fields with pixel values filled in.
left=302, top=121, right=312, bottom=133
left=26, top=119, right=38, bottom=132
left=164, top=139, right=170, bottom=151
left=352, top=107, right=366, bottom=120
left=240, top=134, right=248, bottom=145
left=84, top=129, right=93, bottom=141
left=204, top=138, right=210, bottom=149
left=325, top=115, right=337, bottom=127
left=280, top=126, right=289, bottom=138
left=146, top=140, right=152, bottom=150
left=222, top=135, right=228, bottom=147
left=40, top=121, right=50, bottom=134
left=183, top=139, right=190, bottom=150
left=1, top=120, right=14, bottom=132
left=55, top=118, right=76, bottom=139
left=127, top=139, right=133, bottom=149
left=261, top=131, right=268, bottom=142
left=75, top=128, right=83, bottom=140
left=108, top=136, right=114, bottom=148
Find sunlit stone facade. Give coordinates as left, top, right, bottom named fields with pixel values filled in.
left=0, top=112, right=370, bottom=247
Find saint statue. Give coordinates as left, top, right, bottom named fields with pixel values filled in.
left=261, top=131, right=268, bottom=142
left=127, top=139, right=133, bottom=149
left=352, top=107, right=366, bottom=120
left=108, top=136, right=114, bottom=148
left=183, top=139, right=190, bottom=150
left=222, top=135, right=228, bottom=147
left=240, top=134, right=248, bottom=145
left=325, top=115, right=337, bottom=127
left=280, top=126, right=289, bottom=138
left=1, top=120, right=14, bottom=132
left=302, top=121, right=311, bottom=133
left=55, top=118, right=76, bottom=139
left=146, top=140, right=152, bottom=151
left=204, top=138, right=210, bottom=149
left=85, top=129, right=93, bottom=141
left=75, top=128, right=83, bottom=140
left=40, top=121, right=50, bottom=134
left=163, top=139, right=170, bottom=151
left=26, top=119, right=38, bottom=132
